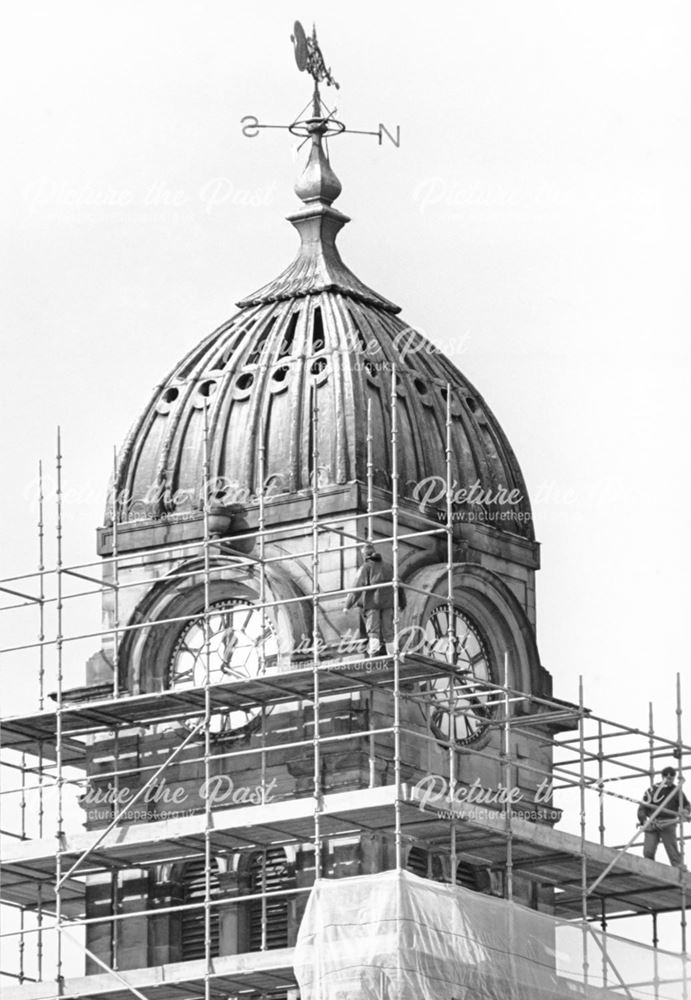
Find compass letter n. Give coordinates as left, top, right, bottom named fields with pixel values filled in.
left=241, top=115, right=260, bottom=139
left=378, top=123, right=401, bottom=148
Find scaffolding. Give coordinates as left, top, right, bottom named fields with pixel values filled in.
left=1, top=370, right=690, bottom=1000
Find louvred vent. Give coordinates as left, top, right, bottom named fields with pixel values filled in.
left=407, top=846, right=430, bottom=878
left=456, top=861, right=481, bottom=890
left=181, top=859, right=220, bottom=961
left=248, top=848, right=294, bottom=951
left=407, top=846, right=443, bottom=881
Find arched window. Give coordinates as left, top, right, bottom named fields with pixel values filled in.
left=248, top=848, right=295, bottom=950
left=180, top=859, right=220, bottom=961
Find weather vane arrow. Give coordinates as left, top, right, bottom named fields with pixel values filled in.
left=240, top=21, right=400, bottom=148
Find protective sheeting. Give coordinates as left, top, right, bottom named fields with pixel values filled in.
left=293, top=869, right=689, bottom=999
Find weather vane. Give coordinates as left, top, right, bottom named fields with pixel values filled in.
left=240, top=20, right=400, bottom=147
left=292, top=21, right=339, bottom=100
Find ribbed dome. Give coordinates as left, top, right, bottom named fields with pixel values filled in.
left=112, top=128, right=533, bottom=539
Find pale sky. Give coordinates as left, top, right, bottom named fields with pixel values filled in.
left=1, top=0, right=691, bottom=949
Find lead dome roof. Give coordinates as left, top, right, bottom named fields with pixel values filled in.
left=112, top=126, right=533, bottom=539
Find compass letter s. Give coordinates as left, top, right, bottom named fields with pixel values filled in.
left=241, top=115, right=260, bottom=139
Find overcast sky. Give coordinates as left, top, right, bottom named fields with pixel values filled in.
left=1, top=0, right=691, bottom=880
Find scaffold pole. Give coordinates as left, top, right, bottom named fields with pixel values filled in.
left=202, top=396, right=212, bottom=999
left=390, top=364, right=402, bottom=874
left=54, top=426, right=65, bottom=997
left=111, top=446, right=120, bottom=700
left=579, top=675, right=590, bottom=995
left=311, top=376, right=322, bottom=882
left=677, top=672, right=688, bottom=966
left=444, top=383, right=457, bottom=889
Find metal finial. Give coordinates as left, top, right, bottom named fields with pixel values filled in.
left=291, top=21, right=339, bottom=107
left=241, top=21, right=400, bottom=147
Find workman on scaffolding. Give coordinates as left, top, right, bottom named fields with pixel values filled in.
left=345, top=542, right=406, bottom=657
left=637, top=766, right=691, bottom=868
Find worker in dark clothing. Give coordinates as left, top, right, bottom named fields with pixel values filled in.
left=345, top=543, right=406, bottom=656
left=637, top=766, right=690, bottom=867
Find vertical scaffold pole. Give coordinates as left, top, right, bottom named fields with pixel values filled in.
left=390, top=365, right=402, bottom=872
left=38, top=460, right=45, bottom=710
left=503, top=651, right=513, bottom=903
left=579, top=675, right=589, bottom=994
left=111, top=446, right=121, bottom=965
left=597, top=721, right=605, bottom=847
left=652, top=911, right=660, bottom=1000
left=366, top=400, right=376, bottom=787
left=677, top=673, right=687, bottom=963
left=106, top=446, right=122, bottom=969
left=366, top=397, right=374, bottom=541
left=445, top=384, right=457, bottom=887
left=19, top=754, right=26, bottom=982
left=258, top=420, right=269, bottom=950
left=597, top=724, right=608, bottom=985
left=258, top=421, right=268, bottom=802
left=202, top=397, right=212, bottom=998
left=111, top=447, right=120, bottom=700
left=648, top=701, right=658, bottom=966
left=648, top=703, right=656, bottom=784
left=20, top=756, right=27, bottom=841
left=311, top=387, right=322, bottom=881
left=502, top=649, right=517, bottom=994
left=37, top=460, right=45, bottom=978
left=599, top=901, right=608, bottom=989
left=18, top=909, right=25, bottom=985
left=111, top=727, right=120, bottom=970
left=55, top=427, right=64, bottom=996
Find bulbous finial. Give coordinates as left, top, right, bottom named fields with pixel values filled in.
left=235, top=19, right=398, bottom=312
left=295, top=126, right=342, bottom=206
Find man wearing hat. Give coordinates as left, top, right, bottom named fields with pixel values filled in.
left=345, top=542, right=406, bottom=657
left=637, top=766, right=691, bottom=867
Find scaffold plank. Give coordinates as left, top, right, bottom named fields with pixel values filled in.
left=0, top=947, right=296, bottom=1000
left=0, top=653, right=460, bottom=765
left=0, top=785, right=402, bottom=913
left=408, top=787, right=691, bottom=917
left=2, top=784, right=690, bottom=922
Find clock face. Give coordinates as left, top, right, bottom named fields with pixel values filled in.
left=421, top=606, right=494, bottom=746
left=168, top=598, right=277, bottom=733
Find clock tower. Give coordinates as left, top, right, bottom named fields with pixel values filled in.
left=81, top=28, right=563, bottom=985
